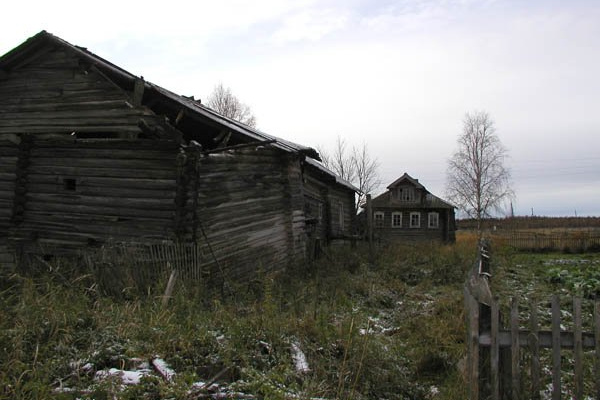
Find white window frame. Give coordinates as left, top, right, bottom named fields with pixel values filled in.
left=428, top=212, right=439, bottom=228
left=409, top=212, right=421, bottom=228
left=391, top=212, right=402, bottom=228
left=374, top=211, right=384, bottom=228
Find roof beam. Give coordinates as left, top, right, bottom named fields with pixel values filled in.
left=132, top=77, right=145, bottom=106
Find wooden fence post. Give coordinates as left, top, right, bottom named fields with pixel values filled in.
left=573, top=297, right=583, bottom=400
left=551, top=295, right=561, bottom=400
left=490, top=298, right=500, bottom=400
left=595, top=300, right=600, bottom=399
left=465, top=287, right=479, bottom=400
left=530, top=299, right=540, bottom=400
left=511, top=298, right=520, bottom=400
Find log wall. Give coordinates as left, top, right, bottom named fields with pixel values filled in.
left=13, top=138, right=179, bottom=255
left=303, top=170, right=355, bottom=241
left=0, top=134, right=18, bottom=233
left=191, top=148, right=303, bottom=281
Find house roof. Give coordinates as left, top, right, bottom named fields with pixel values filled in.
left=386, top=172, right=424, bottom=190
left=0, top=30, right=320, bottom=160
left=369, top=173, right=455, bottom=209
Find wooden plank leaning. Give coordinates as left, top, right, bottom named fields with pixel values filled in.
left=551, top=295, right=561, bottom=400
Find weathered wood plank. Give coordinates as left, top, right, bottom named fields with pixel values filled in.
left=30, top=148, right=174, bottom=160
left=479, top=330, right=596, bottom=349
left=490, top=299, right=500, bottom=400
left=25, top=201, right=174, bottom=219
left=465, top=288, right=479, bottom=400
left=572, top=297, right=583, bottom=400
left=0, top=115, right=143, bottom=127
left=29, top=156, right=175, bottom=169
left=0, top=99, right=132, bottom=113
left=595, top=301, right=600, bottom=399
left=27, top=183, right=175, bottom=199
left=24, top=209, right=174, bottom=224
left=26, top=175, right=176, bottom=190
left=0, top=125, right=141, bottom=134
left=530, top=299, right=540, bottom=400
left=27, top=166, right=175, bottom=179
left=33, top=138, right=178, bottom=149
left=26, top=193, right=175, bottom=209
left=0, top=107, right=152, bottom=120
left=511, top=298, right=520, bottom=400
left=551, top=295, right=561, bottom=400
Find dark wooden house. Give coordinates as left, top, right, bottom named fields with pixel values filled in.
left=369, top=173, right=455, bottom=243
left=0, top=31, right=357, bottom=278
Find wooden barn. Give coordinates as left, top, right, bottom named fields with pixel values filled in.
left=368, top=173, right=456, bottom=243
left=0, top=31, right=357, bottom=279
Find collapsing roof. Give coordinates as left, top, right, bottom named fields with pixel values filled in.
left=0, top=30, right=320, bottom=159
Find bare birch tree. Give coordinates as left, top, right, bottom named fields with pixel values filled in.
left=446, top=111, right=514, bottom=230
left=319, top=136, right=380, bottom=210
left=206, top=83, right=257, bottom=128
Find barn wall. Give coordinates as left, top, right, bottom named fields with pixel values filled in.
left=12, top=138, right=179, bottom=255
left=302, top=169, right=356, bottom=241
left=285, top=159, right=307, bottom=263
left=0, top=43, right=317, bottom=276
left=0, top=45, right=183, bottom=262
left=302, top=176, right=328, bottom=241
left=191, top=147, right=306, bottom=282
left=327, top=184, right=355, bottom=238
left=0, top=135, right=18, bottom=234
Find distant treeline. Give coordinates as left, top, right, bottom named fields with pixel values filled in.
left=458, top=216, right=600, bottom=230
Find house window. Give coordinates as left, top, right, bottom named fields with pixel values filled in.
left=410, top=212, right=421, bottom=228
left=397, top=187, right=415, bottom=202
left=428, top=212, right=439, bottom=228
left=318, top=203, right=323, bottom=221
left=374, top=211, right=384, bottom=228
left=392, top=212, right=402, bottom=228
left=338, top=202, right=344, bottom=231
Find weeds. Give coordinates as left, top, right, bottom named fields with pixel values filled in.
left=0, top=241, right=483, bottom=399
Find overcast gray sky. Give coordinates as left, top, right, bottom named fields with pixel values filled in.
left=2, top=0, right=599, bottom=217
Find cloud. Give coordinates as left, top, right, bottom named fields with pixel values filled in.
left=270, top=8, right=350, bottom=45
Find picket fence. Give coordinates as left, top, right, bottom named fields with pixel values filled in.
left=464, top=242, right=600, bottom=400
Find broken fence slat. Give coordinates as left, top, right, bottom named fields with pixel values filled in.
left=161, top=268, right=177, bottom=307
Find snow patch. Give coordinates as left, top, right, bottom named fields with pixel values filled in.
left=290, top=341, right=310, bottom=374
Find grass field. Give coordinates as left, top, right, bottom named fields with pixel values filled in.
left=1, top=234, right=598, bottom=399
